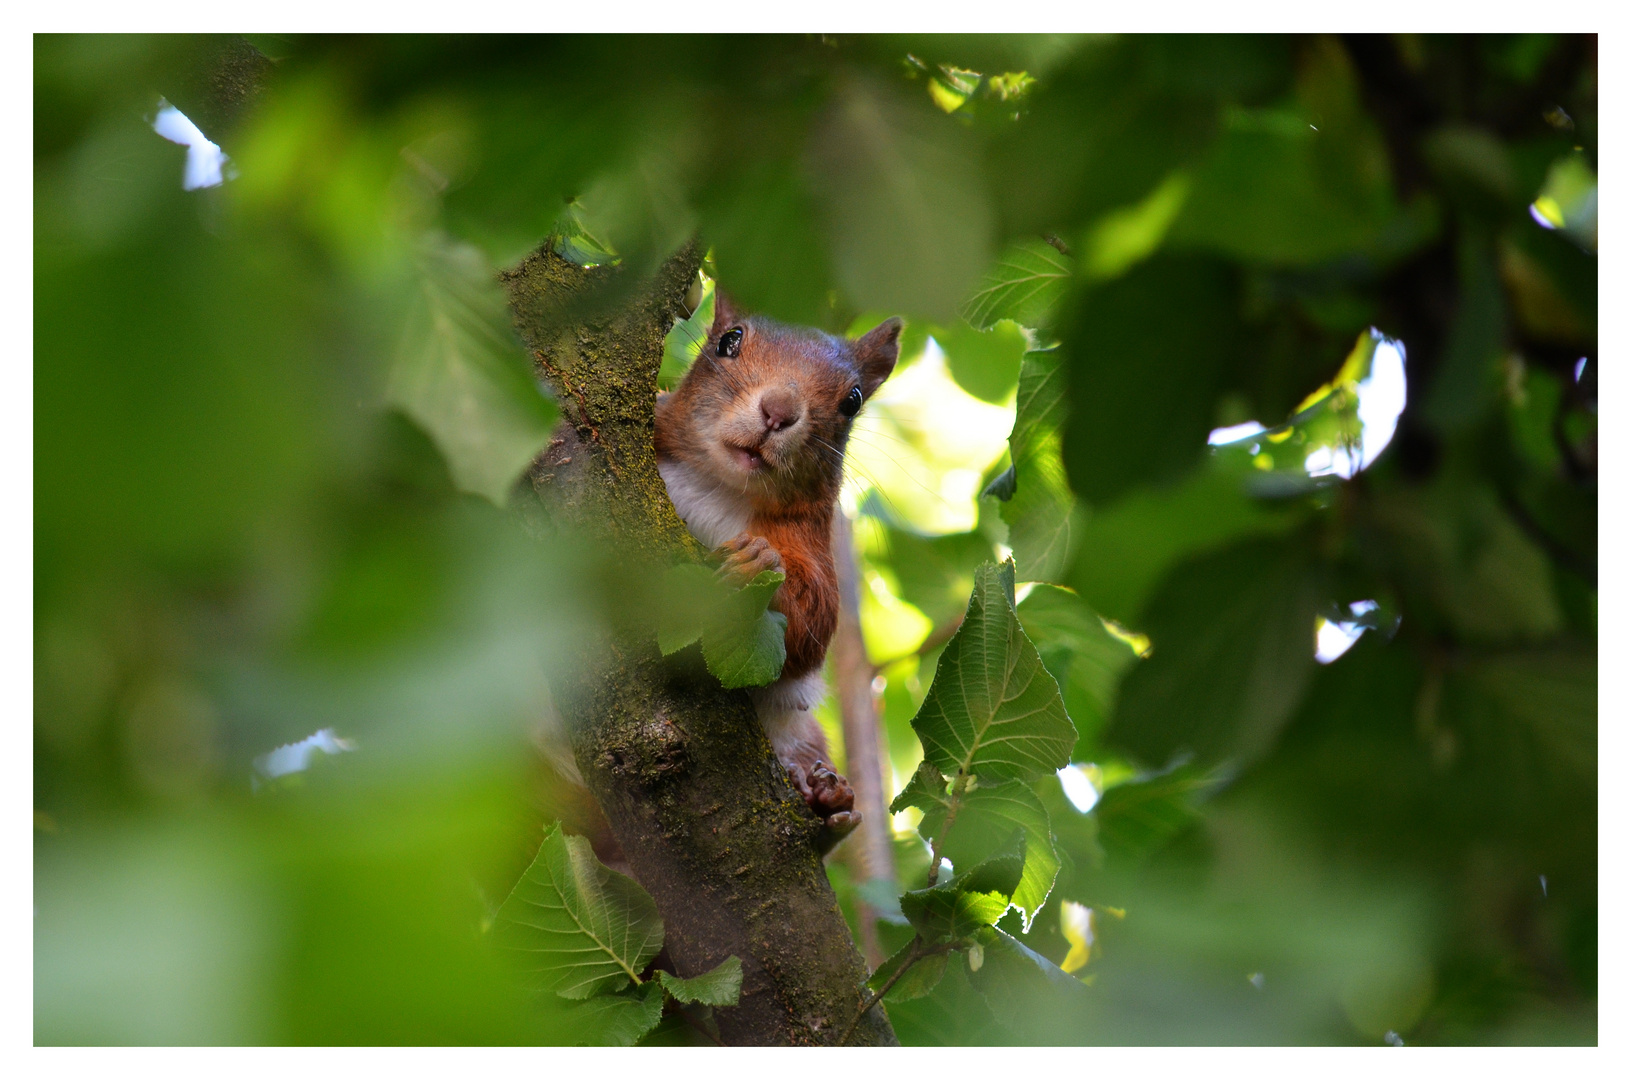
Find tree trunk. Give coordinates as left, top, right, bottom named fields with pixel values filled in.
left=502, top=244, right=897, bottom=1046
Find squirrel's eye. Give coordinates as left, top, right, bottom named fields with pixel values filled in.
left=839, top=386, right=863, bottom=418
left=717, top=328, right=744, bottom=358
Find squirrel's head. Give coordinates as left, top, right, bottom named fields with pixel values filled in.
left=656, top=291, right=901, bottom=509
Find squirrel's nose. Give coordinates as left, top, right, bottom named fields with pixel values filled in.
left=759, top=389, right=803, bottom=433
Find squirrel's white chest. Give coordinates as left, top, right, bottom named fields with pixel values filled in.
left=656, top=458, right=752, bottom=550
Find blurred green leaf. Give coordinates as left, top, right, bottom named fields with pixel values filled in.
left=544, top=981, right=666, bottom=1046
left=1017, top=585, right=1138, bottom=754
left=935, top=318, right=1028, bottom=404
left=965, top=926, right=1091, bottom=1038
left=910, top=561, right=1076, bottom=783
left=1092, top=761, right=1227, bottom=865
left=962, top=238, right=1072, bottom=331
left=388, top=232, right=560, bottom=506
left=1061, top=255, right=1243, bottom=504
left=1068, top=461, right=1299, bottom=626
left=658, top=956, right=743, bottom=1007
left=1107, top=536, right=1324, bottom=766
left=808, top=76, right=993, bottom=321
left=658, top=566, right=790, bottom=689
left=993, top=347, right=1082, bottom=583
left=493, top=823, right=664, bottom=1000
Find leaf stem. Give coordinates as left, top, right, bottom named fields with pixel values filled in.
left=840, top=936, right=949, bottom=1046
left=925, top=772, right=971, bottom=887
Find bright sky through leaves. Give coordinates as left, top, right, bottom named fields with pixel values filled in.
left=151, top=101, right=229, bottom=190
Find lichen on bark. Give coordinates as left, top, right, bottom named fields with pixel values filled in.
left=502, top=242, right=896, bottom=1046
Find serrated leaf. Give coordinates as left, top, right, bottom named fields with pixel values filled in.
left=549, top=981, right=665, bottom=1046
left=962, top=238, right=1072, bottom=331
left=899, top=881, right=1010, bottom=944
left=388, top=232, right=559, bottom=506
left=998, top=348, right=1081, bottom=583
left=905, top=769, right=1061, bottom=932
left=911, top=560, right=1077, bottom=784
left=658, top=955, right=742, bottom=1007
left=867, top=941, right=949, bottom=1002
left=493, top=824, right=664, bottom=1000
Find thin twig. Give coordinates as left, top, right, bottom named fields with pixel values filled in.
left=840, top=936, right=948, bottom=1046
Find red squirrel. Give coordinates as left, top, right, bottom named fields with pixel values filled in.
left=653, top=294, right=901, bottom=847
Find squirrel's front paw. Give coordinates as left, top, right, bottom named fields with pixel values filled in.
left=787, top=760, right=861, bottom=855
left=715, top=532, right=784, bottom=586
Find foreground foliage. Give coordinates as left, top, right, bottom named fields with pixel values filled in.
left=35, top=33, right=1595, bottom=1045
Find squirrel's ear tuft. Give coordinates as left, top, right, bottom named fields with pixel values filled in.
left=710, top=289, right=741, bottom=335
left=854, top=317, right=902, bottom=396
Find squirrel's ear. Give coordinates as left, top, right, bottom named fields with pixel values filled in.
left=710, top=289, right=741, bottom=335
left=854, top=317, right=902, bottom=396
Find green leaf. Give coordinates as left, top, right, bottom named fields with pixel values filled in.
left=1060, top=254, right=1242, bottom=505
left=997, top=348, right=1082, bottom=583
left=702, top=570, right=789, bottom=689
left=548, top=981, right=666, bottom=1046
left=1017, top=585, right=1139, bottom=754
left=808, top=77, right=993, bottom=321
left=899, top=879, right=1011, bottom=944
left=1092, top=761, right=1227, bottom=865
left=658, top=277, right=713, bottom=391
left=962, top=238, right=1072, bottom=331
left=1067, top=460, right=1300, bottom=626
left=493, top=824, right=664, bottom=1000
left=915, top=774, right=1061, bottom=932
left=550, top=198, right=620, bottom=268
left=935, top=318, right=1028, bottom=405
left=388, top=233, right=560, bottom=506
left=1107, top=536, right=1324, bottom=766
left=868, top=940, right=950, bottom=1002
left=656, top=565, right=789, bottom=689
left=965, top=926, right=1090, bottom=1035
left=910, top=560, right=1077, bottom=783
left=657, top=956, right=743, bottom=1007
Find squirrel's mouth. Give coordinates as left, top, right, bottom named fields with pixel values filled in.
left=725, top=442, right=768, bottom=472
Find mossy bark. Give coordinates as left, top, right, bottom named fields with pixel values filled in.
left=502, top=244, right=897, bottom=1046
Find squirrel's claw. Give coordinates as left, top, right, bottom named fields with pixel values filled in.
left=715, top=532, right=784, bottom=586
left=787, top=760, right=860, bottom=855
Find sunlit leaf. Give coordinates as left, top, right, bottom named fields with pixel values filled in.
left=493, top=824, right=664, bottom=1000
left=388, top=232, right=559, bottom=506
left=894, top=762, right=1061, bottom=932
left=910, top=561, right=1077, bottom=783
